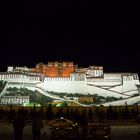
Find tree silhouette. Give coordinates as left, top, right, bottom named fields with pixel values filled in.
left=55, top=107, right=63, bottom=118
left=73, top=109, right=80, bottom=123
left=64, top=107, right=70, bottom=119
left=124, top=102, right=129, bottom=119
left=69, top=108, right=75, bottom=120
left=95, top=107, right=99, bottom=121
left=88, top=109, right=93, bottom=121
left=113, top=106, right=118, bottom=120
left=106, top=105, right=113, bottom=120
left=79, top=109, right=87, bottom=125
left=46, top=104, right=53, bottom=120
left=98, top=107, right=105, bottom=121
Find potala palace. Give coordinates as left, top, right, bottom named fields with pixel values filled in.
left=0, top=62, right=140, bottom=106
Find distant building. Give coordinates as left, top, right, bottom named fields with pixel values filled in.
left=0, top=96, right=29, bottom=105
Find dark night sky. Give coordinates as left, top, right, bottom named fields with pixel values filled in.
left=2, top=1, right=139, bottom=74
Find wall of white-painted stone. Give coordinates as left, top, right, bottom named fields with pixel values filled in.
left=0, top=74, right=40, bottom=84
left=37, top=80, right=88, bottom=94
left=87, top=85, right=128, bottom=98
left=86, top=81, right=122, bottom=86
left=107, top=85, right=123, bottom=93
left=122, top=76, right=138, bottom=92
left=102, top=96, right=140, bottom=106
left=0, top=72, right=139, bottom=98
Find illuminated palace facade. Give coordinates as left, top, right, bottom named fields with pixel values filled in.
left=0, top=62, right=140, bottom=99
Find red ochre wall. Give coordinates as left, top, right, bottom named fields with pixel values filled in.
left=45, top=66, right=58, bottom=77
left=62, top=66, right=74, bottom=77
left=33, top=62, right=74, bottom=77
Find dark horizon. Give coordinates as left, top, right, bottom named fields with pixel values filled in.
left=2, top=1, right=139, bottom=75
left=2, top=31, right=140, bottom=75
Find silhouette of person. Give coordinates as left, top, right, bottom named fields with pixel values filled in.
left=32, top=113, right=43, bottom=140
left=13, top=111, right=25, bottom=140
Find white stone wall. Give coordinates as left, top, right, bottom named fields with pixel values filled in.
left=37, top=79, right=88, bottom=94
left=107, top=85, right=123, bottom=93
left=7, top=66, right=14, bottom=72
left=86, top=80, right=122, bottom=86
left=102, top=95, right=140, bottom=106
left=87, top=85, right=128, bottom=98
left=0, top=72, right=139, bottom=98
left=0, top=74, right=40, bottom=84
left=122, top=76, right=138, bottom=92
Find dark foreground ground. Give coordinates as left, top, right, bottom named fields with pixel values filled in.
left=0, top=135, right=140, bottom=140
left=0, top=122, right=140, bottom=140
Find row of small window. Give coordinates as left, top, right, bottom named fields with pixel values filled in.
left=1, top=101, right=28, bottom=104
left=1, top=99, right=29, bottom=102
left=0, top=75, right=40, bottom=80
left=44, top=78, right=72, bottom=81
left=123, top=76, right=137, bottom=81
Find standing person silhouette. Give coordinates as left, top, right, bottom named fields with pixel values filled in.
left=32, top=113, right=43, bottom=140
left=13, top=111, right=25, bottom=140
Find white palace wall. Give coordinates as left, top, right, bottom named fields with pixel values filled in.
left=37, top=77, right=88, bottom=94
left=122, top=76, right=138, bottom=92
left=0, top=72, right=139, bottom=98
left=0, top=74, right=40, bottom=84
